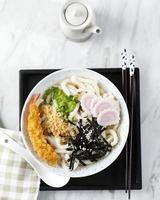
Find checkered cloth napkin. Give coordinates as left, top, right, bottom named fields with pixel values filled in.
left=0, top=129, right=40, bottom=200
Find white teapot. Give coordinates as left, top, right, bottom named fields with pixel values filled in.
left=60, top=0, right=101, bottom=42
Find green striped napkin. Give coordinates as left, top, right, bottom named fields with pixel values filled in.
left=0, top=129, right=40, bottom=200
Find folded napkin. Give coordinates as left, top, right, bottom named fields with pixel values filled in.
left=0, top=129, right=40, bottom=200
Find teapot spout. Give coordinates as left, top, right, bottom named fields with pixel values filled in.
left=84, top=25, right=102, bottom=35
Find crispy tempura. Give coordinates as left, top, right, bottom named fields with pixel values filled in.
left=27, top=94, right=59, bottom=166
left=40, top=105, right=75, bottom=139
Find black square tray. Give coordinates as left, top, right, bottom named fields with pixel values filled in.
left=19, top=68, right=142, bottom=191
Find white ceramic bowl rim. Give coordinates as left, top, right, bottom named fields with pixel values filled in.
left=21, top=68, right=129, bottom=178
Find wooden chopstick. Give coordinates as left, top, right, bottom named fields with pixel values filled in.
left=128, top=55, right=135, bottom=199
left=121, top=49, right=129, bottom=193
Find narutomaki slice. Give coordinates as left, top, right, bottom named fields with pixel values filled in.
left=80, top=93, right=96, bottom=113
left=97, top=109, right=120, bottom=127
left=90, top=98, right=100, bottom=112
left=92, top=98, right=113, bottom=117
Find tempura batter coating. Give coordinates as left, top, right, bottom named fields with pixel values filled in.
left=27, top=95, right=59, bottom=166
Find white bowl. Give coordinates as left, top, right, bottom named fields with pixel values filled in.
left=21, top=68, right=129, bottom=178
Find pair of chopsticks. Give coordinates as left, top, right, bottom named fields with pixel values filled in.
left=121, top=49, right=135, bottom=199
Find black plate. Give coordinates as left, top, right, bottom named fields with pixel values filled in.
left=19, top=68, right=142, bottom=190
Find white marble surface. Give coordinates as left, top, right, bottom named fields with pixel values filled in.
left=0, top=0, right=160, bottom=199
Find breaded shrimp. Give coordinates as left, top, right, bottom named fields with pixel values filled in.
left=27, top=94, right=59, bottom=166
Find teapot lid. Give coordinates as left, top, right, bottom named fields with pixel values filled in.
left=65, top=2, right=88, bottom=26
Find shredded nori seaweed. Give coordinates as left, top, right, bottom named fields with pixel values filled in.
left=68, top=118, right=112, bottom=170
